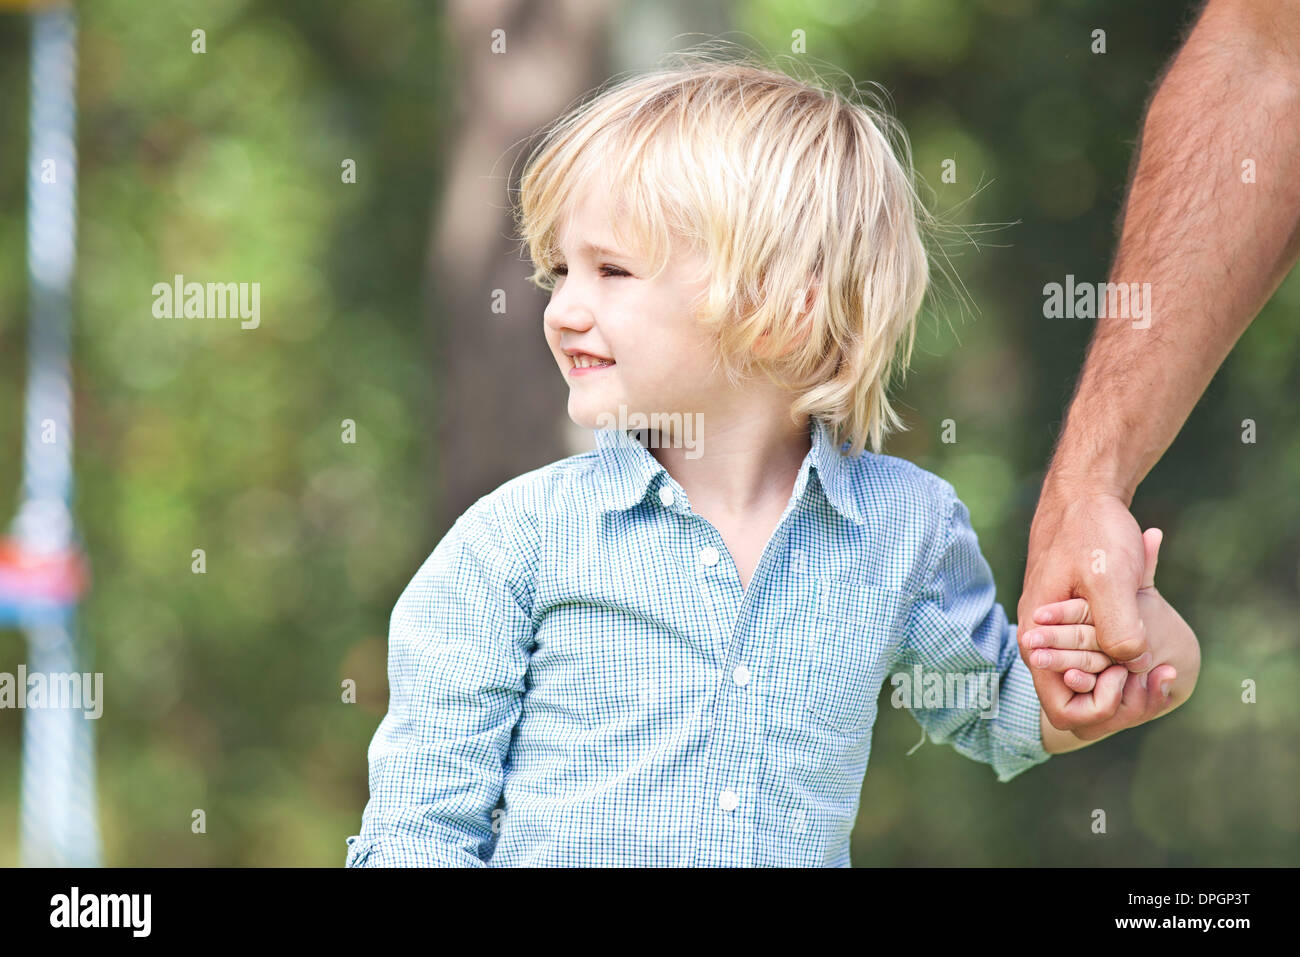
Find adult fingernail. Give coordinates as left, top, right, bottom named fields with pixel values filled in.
left=1161, top=683, right=1171, bottom=698
left=1031, top=650, right=1049, bottom=668
left=1028, top=632, right=1044, bottom=648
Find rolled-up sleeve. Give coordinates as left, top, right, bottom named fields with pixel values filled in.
left=346, top=494, right=536, bottom=866
left=893, top=484, right=1051, bottom=783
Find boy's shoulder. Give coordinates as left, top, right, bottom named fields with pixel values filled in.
left=402, top=450, right=603, bottom=601
left=848, top=446, right=954, bottom=491
left=822, top=447, right=976, bottom=592
left=470, top=446, right=607, bottom=515
left=447, top=447, right=609, bottom=545
left=835, top=447, right=962, bottom=529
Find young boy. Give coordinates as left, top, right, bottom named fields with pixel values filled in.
left=346, top=54, right=1200, bottom=868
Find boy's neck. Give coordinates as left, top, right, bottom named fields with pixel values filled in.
left=650, top=403, right=812, bottom=519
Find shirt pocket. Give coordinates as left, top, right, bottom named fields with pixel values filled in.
left=803, top=580, right=905, bottom=735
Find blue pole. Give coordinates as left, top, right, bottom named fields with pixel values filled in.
left=14, top=3, right=101, bottom=868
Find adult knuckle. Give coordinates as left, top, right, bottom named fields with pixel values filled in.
left=1100, top=633, right=1145, bottom=661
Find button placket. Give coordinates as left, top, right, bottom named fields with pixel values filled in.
left=687, top=511, right=741, bottom=663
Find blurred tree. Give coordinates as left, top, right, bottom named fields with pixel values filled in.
left=429, top=0, right=616, bottom=531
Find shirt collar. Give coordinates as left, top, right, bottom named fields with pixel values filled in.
left=593, top=415, right=867, bottom=526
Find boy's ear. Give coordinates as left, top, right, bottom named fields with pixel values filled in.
left=1140, top=527, right=1163, bottom=589
left=794, top=284, right=817, bottom=315
left=794, top=279, right=821, bottom=322
left=754, top=283, right=819, bottom=359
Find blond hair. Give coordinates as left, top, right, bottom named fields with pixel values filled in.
left=513, top=44, right=934, bottom=457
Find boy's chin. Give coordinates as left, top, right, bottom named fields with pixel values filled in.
left=567, top=397, right=620, bottom=432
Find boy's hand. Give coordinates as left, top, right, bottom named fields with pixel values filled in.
left=1022, top=528, right=1198, bottom=742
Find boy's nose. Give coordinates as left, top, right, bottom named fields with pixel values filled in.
left=544, top=295, right=595, bottom=335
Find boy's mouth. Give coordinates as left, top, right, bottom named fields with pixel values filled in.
left=565, top=350, right=616, bottom=375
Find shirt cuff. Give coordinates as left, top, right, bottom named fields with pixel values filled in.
left=991, top=651, right=1052, bottom=782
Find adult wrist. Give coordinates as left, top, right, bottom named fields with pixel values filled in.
left=1042, top=449, right=1137, bottom=507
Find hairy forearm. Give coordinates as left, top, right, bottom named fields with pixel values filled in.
left=1050, top=0, right=1300, bottom=504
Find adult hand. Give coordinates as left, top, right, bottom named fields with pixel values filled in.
left=1017, top=482, right=1153, bottom=732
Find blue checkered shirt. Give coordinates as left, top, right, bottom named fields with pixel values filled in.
left=346, top=417, right=1050, bottom=867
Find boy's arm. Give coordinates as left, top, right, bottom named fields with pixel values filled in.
left=894, top=486, right=1053, bottom=783
left=345, top=497, right=536, bottom=867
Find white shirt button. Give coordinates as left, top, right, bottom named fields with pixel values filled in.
left=658, top=487, right=674, bottom=507
left=718, top=789, right=739, bottom=811
left=732, top=664, right=750, bottom=686
left=699, top=545, right=720, bottom=567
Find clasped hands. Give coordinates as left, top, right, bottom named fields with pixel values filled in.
left=1018, top=489, right=1200, bottom=743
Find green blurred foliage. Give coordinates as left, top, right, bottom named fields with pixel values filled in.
left=0, top=0, right=448, bottom=865
left=0, top=0, right=1294, bottom=867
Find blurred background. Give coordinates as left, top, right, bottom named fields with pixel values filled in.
left=0, top=0, right=1295, bottom=866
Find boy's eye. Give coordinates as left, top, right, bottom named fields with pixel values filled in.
left=552, top=263, right=629, bottom=278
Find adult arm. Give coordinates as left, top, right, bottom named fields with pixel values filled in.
left=1019, top=0, right=1300, bottom=731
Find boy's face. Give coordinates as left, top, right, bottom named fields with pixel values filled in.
left=543, top=187, right=720, bottom=432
